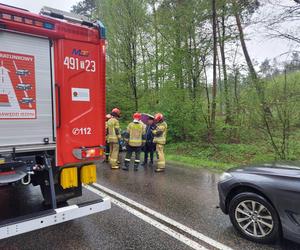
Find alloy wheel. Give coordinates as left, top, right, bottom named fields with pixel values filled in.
left=235, top=200, right=274, bottom=238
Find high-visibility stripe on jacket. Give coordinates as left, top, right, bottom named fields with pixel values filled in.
left=105, top=121, right=108, bottom=142
left=107, top=117, right=121, bottom=143
left=153, top=121, right=167, bottom=145
left=127, top=121, right=146, bottom=147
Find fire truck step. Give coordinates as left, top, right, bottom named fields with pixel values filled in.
left=0, top=197, right=111, bottom=239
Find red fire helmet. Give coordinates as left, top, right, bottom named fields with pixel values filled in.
left=133, top=112, right=142, bottom=120
left=154, top=113, right=164, bottom=123
left=111, top=108, right=121, bottom=116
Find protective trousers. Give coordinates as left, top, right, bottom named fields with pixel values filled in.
left=105, top=142, right=110, bottom=162
left=124, top=145, right=141, bottom=171
left=156, top=144, right=165, bottom=171
left=144, top=142, right=156, bottom=164
left=109, top=142, right=120, bottom=169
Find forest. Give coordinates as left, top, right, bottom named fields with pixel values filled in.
left=72, top=0, right=300, bottom=169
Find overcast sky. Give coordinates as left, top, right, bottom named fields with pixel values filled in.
left=0, top=0, right=78, bottom=13
left=1, top=0, right=299, bottom=65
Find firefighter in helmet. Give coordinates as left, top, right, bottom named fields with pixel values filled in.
left=107, top=108, right=121, bottom=169
left=152, top=113, right=167, bottom=172
left=123, top=112, right=146, bottom=171
left=105, top=114, right=112, bottom=162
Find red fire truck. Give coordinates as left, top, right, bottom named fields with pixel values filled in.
left=0, top=4, right=110, bottom=239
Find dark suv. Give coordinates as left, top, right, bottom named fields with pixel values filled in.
left=218, top=163, right=300, bottom=244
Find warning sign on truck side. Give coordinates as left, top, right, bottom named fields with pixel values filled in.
left=0, top=51, right=36, bottom=119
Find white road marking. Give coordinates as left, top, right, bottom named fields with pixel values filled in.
left=85, top=185, right=208, bottom=250
left=93, top=183, right=233, bottom=250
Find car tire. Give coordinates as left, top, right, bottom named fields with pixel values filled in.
left=228, top=192, right=280, bottom=244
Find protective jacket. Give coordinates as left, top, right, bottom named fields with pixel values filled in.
left=107, top=117, right=121, bottom=143
left=127, top=121, right=146, bottom=147
left=153, top=121, right=167, bottom=145
left=105, top=121, right=109, bottom=142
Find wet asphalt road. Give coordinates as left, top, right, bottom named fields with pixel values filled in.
left=0, top=161, right=299, bottom=250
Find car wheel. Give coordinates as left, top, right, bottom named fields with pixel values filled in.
left=228, top=192, right=280, bottom=243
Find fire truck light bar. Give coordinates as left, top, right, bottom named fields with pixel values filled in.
left=0, top=12, right=55, bottom=30
left=40, top=6, right=94, bottom=27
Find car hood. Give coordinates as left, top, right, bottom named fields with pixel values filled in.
left=228, top=163, right=300, bottom=178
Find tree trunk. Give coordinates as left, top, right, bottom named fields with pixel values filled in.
left=132, top=39, right=138, bottom=111
left=217, top=9, right=231, bottom=124
left=233, top=0, right=282, bottom=155
left=139, top=33, right=149, bottom=91
left=210, top=0, right=218, bottom=141
left=202, top=58, right=211, bottom=134
left=233, top=3, right=257, bottom=80
left=233, top=69, right=241, bottom=143
left=174, top=0, right=183, bottom=89
left=192, top=33, right=199, bottom=100
left=233, top=1, right=265, bottom=102
left=151, top=1, right=159, bottom=91
left=124, top=1, right=139, bottom=111
left=217, top=49, right=222, bottom=114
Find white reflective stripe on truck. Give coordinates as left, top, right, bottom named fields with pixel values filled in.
left=0, top=197, right=111, bottom=239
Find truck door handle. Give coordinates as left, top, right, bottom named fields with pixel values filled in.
left=55, top=84, right=61, bottom=128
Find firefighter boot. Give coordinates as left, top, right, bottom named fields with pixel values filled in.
left=122, top=159, right=130, bottom=171
left=155, top=144, right=165, bottom=173
left=105, top=153, right=109, bottom=163
left=134, top=160, right=140, bottom=171
left=105, top=143, right=110, bottom=162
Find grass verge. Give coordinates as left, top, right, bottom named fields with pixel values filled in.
left=166, top=154, right=233, bottom=172
left=165, top=142, right=280, bottom=171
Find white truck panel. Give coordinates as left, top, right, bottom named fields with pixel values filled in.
left=0, top=31, right=54, bottom=147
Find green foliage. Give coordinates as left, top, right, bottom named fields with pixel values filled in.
left=72, top=0, right=300, bottom=167
left=71, top=0, right=97, bottom=18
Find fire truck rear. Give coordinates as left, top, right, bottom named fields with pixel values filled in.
left=0, top=4, right=110, bottom=239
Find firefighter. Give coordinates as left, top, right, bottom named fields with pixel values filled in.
left=107, top=108, right=121, bottom=169
left=105, top=114, right=112, bottom=162
left=142, top=116, right=156, bottom=166
left=123, top=113, right=146, bottom=171
left=153, top=113, right=167, bottom=172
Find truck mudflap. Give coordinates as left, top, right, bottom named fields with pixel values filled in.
left=0, top=197, right=111, bottom=240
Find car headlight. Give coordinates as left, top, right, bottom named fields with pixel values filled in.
left=219, top=172, right=233, bottom=182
